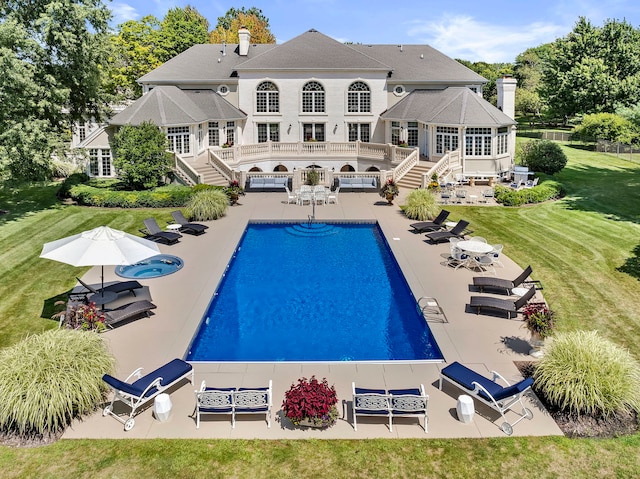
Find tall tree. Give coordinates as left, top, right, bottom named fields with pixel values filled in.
left=513, top=45, right=550, bottom=117
left=209, top=7, right=275, bottom=44
left=156, top=6, right=209, bottom=63
left=540, top=17, right=640, bottom=120
left=0, top=0, right=112, bottom=180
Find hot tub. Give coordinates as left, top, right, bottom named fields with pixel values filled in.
left=115, top=254, right=184, bottom=279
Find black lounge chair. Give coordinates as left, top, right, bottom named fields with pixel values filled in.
left=469, top=285, right=535, bottom=318
left=70, top=277, right=143, bottom=301
left=103, top=300, right=157, bottom=328
left=425, top=220, right=469, bottom=244
left=142, top=218, right=181, bottom=245
left=473, top=265, right=537, bottom=294
left=409, top=210, right=450, bottom=233
left=171, top=210, right=208, bottom=236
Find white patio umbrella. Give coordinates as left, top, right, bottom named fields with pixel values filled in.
left=40, top=226, right=161, bottom=294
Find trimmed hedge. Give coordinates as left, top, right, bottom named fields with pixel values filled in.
left=69, top=184, right=194, bottom=208
left=494, top=181, right=563, bottom=206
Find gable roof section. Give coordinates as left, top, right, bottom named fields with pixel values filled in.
left=351, top=44, right=486, bottom=84
left=235, top=29, right=391, bottom=72
left=381, top=88, right=515, bottom=126
left=138, top=43, right=276, bottom=84
left=109, top=86, right=245, bottom=127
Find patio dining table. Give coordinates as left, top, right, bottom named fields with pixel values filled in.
left=457, top=241, right=494, bottom=255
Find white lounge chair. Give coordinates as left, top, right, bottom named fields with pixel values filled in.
left=439, top=362, right=533, bottom=435
left=102, top=358, right=193, bottom=431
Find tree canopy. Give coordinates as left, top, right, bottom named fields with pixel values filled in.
left=0, top=0, right=112, bottom=180
left=540, top=17, right=640, bottom=120
left=455, top=59, right=513, bottom=105
left=209, top=7, right=275, bottom=44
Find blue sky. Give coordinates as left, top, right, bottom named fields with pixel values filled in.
left=108, top=0, right=640, bottom=62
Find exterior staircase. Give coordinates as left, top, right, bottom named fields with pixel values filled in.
left=174, top=153, right=229, bottom=186
left=396, top=161, right=436, bottom=189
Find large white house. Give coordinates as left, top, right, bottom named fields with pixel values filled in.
left=76, top=28, right=517, bottom=187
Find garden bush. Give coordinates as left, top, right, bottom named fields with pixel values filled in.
left=494, top=181, right=562, bottom=206
left=0, top=329, right=115, bottom=435
left=534, top=330, right=640, bottom=417
left=403, top=188, right=439, bottom=220
left=69, top=184, right=193, bottom=208
left=185, top=188, right=229, bottom=220
left=57, top=172, right=89, bottom=198
left=519, top=140, right=568, bottom=175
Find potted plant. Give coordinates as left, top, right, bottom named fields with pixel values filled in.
left=428, top=173, right=440, bottom=190
left=305, top=169, right=320, bottom=186
left=522, top=302, right=555, bottom=357
left=223, top=179, right=245, bottom=205
left=53, top=301, right=106, bottom=333
left=282, top=376, right=339, bottom=428
left=380, top=178, right=400, bottom=205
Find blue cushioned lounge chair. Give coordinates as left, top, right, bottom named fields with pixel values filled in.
left=439, top=361, right=533, bottom=435
left=102, top=358, right=193, bottom=431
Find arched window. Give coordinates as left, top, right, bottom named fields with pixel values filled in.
left=340, top=164, right=355, bottom=172
left=249, top=166, right=263, bottom=172
left=348, top=81, right=370, bottom=113
left=256, top=81, right=279, bottom=113
left=302, top=81, right=325, bottom=113
left=273, top=165, right=288, bottom=172
left=366, top=166, right=380, bottom=172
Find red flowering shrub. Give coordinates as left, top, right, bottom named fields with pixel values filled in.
left=282, top=376, right=338, bottom=427
left=54, top=301, right=106, bottom=333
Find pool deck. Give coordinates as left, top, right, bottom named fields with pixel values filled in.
left=63, top=188, right=563, bottom=440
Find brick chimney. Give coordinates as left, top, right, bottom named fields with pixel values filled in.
left=497, top=75, right=517, bottom=120
left=238, top=27, right=251, bottom=56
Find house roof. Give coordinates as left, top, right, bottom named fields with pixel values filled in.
left=109, top=86, right=246, bottom=126
left=137, top=29, right=484, bottom=84
left=350, top=44, right=486, bottom=84
left=235, top=29, right=391, bottom=72
left=381, top=88, right=515, bottom=126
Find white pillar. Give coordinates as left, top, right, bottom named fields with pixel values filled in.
left=497, top=76, right=517, bottom=120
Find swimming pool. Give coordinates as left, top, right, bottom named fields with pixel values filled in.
left=115, top=254, right=183, bottom=279
left=186, top=222, right=444, bottom=362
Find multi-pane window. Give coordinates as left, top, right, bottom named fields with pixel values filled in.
left=348, top=123, right=370, bottom=142
left=208, top=122, right=219, bottom=146
left=78, top=121, right=86, bottom=142
left=167, top=126, right=190, bottom=154
left=101, top=149, right=112, bottom=176
left=303, top=123, right=325, bottom=141
left=465, top=127, right=492, bottom=156
left=347, top=81, right=370, bottom=113
left=436, top=127, right=459, bottom=154
left=256, top=81, right=279, bottom=113
left=391, top=121, right=401, bottom=145
left=257, top=123, right=280, bottom=142
left=88, top=148, right=112, bottom=176
left=197, top=124, right=204, bottom=151
left=407, top=121, right=418, bottom=147
left=226, top=121, right=235, bottom=145
left=302, top=81, right=325, bottom=113
left=497, top=127, right=509, bottom=155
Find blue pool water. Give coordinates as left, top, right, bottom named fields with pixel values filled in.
left=115, top=254, right=183, bottom=279
left=186, top=222, right=444, bottom=362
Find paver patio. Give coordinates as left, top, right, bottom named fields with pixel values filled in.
left=63, top=188, right=562, bottom=439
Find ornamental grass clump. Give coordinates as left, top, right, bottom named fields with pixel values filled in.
left=403, top=188, right=439, bottom=220
left=185, top=188, right=228, bottom=221
left=0, top=329, right=115, bottom=436
left=534, top=330, right=640, bottom=417
left=282, top=376, right=339, bottom=428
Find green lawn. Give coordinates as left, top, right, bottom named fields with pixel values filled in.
left=1, top=145, right=640, bottom=477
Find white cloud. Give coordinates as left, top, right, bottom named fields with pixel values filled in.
left=407, top=14, right=566, bottom=62
left=111, top=3, right=140, bottom=24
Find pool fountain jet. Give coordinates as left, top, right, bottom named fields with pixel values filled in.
left=308, top=200, right=316, bottom=226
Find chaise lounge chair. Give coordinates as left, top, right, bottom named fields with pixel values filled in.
left=425, top=220, right=470, bottom=244
left=439, top=361, right=534, bottom=435
left=171, top=210, right=208, bottom=236
left=142, top=218, right=181, bottom=245
left=409, top=210, right=450, bottom=233
left=352, top=382, right=429, bottom=433
left=103, top=300, right=157, bottom=328
left=194, top=380, right=273, bottom=429
left=70, top=276, right=143, bottom=302
left=469, top=284, right=536, bottom=318
left=102, top=358, right=193, bottom=431
left=472, top=265, right=537, bottom=294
